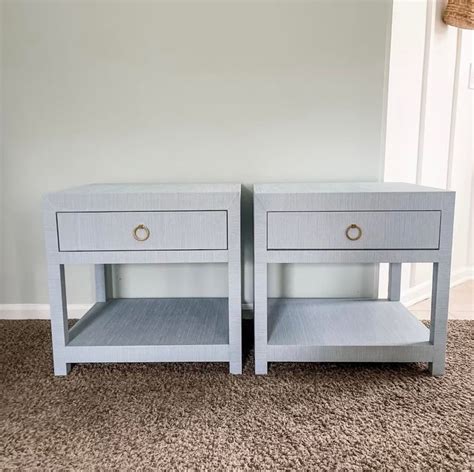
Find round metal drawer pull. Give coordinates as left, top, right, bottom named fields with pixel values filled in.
left=345, top=224, right=362, bottom=241
left=133, top=224, right=150, bottom=242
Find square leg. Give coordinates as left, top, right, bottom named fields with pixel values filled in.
left=228, top=197, right=242, bottom=375
left=47, top=264, right=70, bottom=376
left=255, top=359, right=268, bottom=375
left=428, top=262, right=451, bottom=376
left=428, top=361, right=445, bottom=377
left=95, top=264, right=107, bottom=302
left=254, top=196, right=268, bottom=375
left=254, top=262, right=268, bottom=375
left=229, top=361, right=242, bottom=375
left=54, top=362, right=71, bottom=376
left=388, top=263, right=402, bottom=301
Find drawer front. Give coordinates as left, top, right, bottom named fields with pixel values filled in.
left=267, top=211, right=441, bottom=250
left=57, top=211, right=227, bottom=251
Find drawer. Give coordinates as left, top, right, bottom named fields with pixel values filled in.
left=57, top=211, right=227, bottom=251
left=267, top=211, right=441, bottom=250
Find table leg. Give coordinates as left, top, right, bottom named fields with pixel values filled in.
left=254, top=261, right=268, bottom=375
left=228, top=197, right=242, bottom=374
left=428, top=262, right=451, bottom=376
left=388, top=263, right=402, bottom=301
left=95, top=264, right=107, bottom=302
left=47, top=263, right=71, bottom=375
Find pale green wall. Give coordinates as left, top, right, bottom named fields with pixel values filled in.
left=0, top=0, right=3, bottom=305
left=1, top=0, right=392, bottom=305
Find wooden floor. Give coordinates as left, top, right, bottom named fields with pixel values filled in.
left=409, top=280, right=473, bottom=320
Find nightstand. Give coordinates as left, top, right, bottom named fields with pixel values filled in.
left=254, top=182, right=455, bottom=376
left=43, top=183, right=241, bottom=375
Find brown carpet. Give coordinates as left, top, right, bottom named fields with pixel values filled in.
left=1, top=320, right=473, bottom=470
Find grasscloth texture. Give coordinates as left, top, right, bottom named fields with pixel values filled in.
left=1, top=320, right=473, bottom=470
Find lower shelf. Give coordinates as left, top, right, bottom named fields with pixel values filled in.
left=266, top=299, right=432, bottom=363
left=268, top=299, right=429, bottom=346
left=68, top=298, right=229, bottom=347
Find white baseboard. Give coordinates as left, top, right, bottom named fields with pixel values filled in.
left=402, top=266, right=473, bottom=307
left=0, top=304, right=93, bottom=320
left=0, top=302, right=256, bottom=320
left=1, top=269, right=471, bottom=320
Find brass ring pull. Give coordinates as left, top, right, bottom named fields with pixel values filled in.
left=132, top=224, right=150, bottom=242
left=345, top=224, right=362, bottom=241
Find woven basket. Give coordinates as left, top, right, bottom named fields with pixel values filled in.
left=443, top=0, right=474, bottom=30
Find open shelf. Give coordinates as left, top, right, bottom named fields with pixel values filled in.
left=68, top=298, right=229, bottom=347
left=268, top=299, right=429, bottom=346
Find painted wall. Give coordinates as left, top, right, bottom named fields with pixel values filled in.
left=381, top=0, right=473, bottom=304
left=1, top=0, right=392, bottom=307
left=448, top=30, right=473, bottom=285
left=0, top=0, right=3, bottom=305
